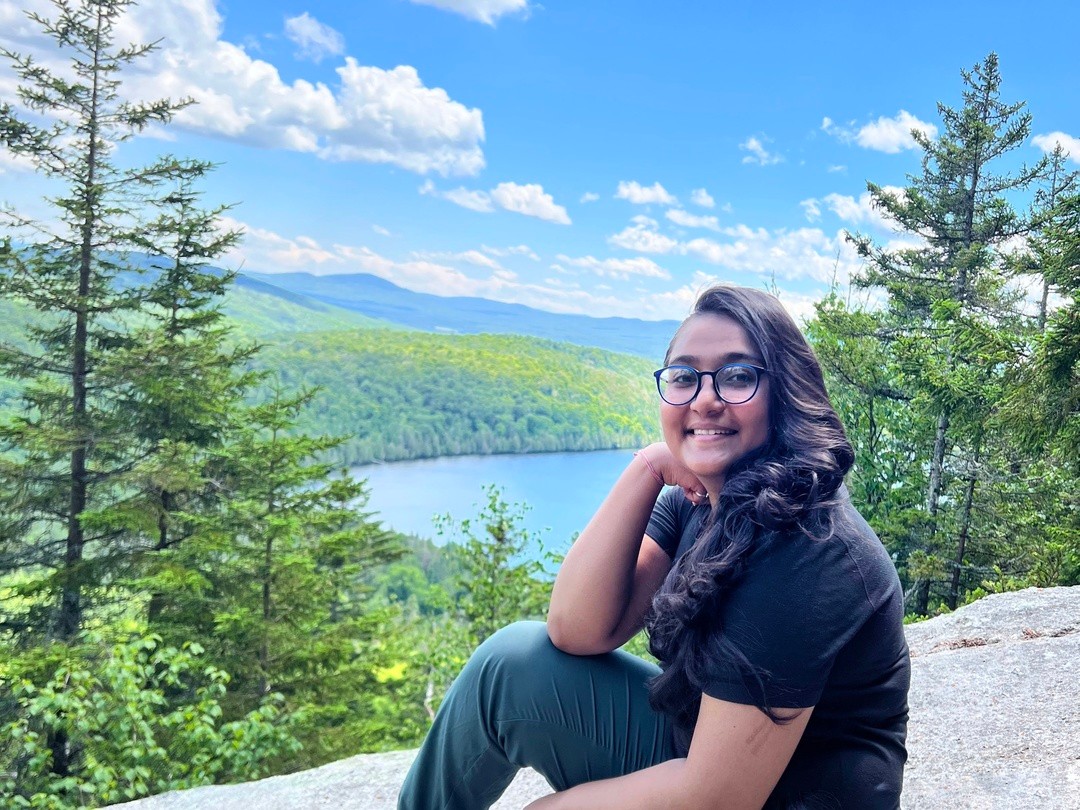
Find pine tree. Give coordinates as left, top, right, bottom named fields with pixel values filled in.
left=0, top=0, right=197, bottom=641
left=850, top=53, right=1046, bottom=612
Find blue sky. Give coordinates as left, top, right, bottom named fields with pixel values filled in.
left=1, top=0, right=1078, bottom=322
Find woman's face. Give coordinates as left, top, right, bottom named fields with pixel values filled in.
left=660, top=312, right=771, bottom=494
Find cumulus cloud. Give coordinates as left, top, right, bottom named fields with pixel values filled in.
left=0, top=0, right=486, bottom=176
left=580, top=191, right=600, bottom=203
left=284, top=12, right=344, bottom=63
left=682, top=225, right=860, bottom=284
left=690, top=188, right=715, bottom=208
left=800, top=188, right=905, bottom=230
left=665, top=208, right=720, bottom=231
left=554, top=254, right=670, bottom=280
left=1032, top=131, right=1080, bottom=163
left=823, top=111, right=937, bottom=154
left=372, top=224, right=392, bottom=236
left=491, top=182, right=571, bottom=224
left=608, top=219, right=680, bottom=254
left=420, top=179, right=494, bottom=212
left=615, top=181, right=677, bottom=205
left=421, top=179, right=570, bottom=223
left=408, top=0, right=530, bottom=25
left=221, top=217, right=345, bottom=271
left=740, top=136, right=782, bottom=166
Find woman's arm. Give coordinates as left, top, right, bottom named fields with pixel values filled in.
left=526, top=694, right=813, bottom=810
left=546, top=442, right=704, bottom=655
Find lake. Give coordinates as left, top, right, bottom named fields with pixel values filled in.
left=350, top=449, right=637, bottom=561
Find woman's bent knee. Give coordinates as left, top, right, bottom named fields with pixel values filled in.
left=469, top=621, right=556, bottom=675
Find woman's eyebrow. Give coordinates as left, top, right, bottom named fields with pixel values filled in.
left=669, top=352, right=764, bottom=366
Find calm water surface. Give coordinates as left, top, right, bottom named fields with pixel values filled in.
left=350, top=449, right=636, bottom=560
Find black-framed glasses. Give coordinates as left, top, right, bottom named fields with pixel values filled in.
left=654, top=363, right=767, bottom=406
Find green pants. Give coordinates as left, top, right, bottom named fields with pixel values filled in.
left=398, top=621, right=677, bottom=810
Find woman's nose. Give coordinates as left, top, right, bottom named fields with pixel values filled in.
left=691, top=375, right=726, bottom=411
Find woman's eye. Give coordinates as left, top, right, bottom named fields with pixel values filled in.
left=720, top=368, right=754, bottom=387
left=669, top=372, right=697, bottom=387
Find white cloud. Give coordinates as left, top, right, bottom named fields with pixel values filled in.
left=554, top=254, right=670, bottom=280
left=222, top=217, right=344, bottom=271
left=740, top=136, right=782, bottom=166
left=580, top=191, right=600, bottom=203
left=824, top=111, right=937, bottom=154
left=690, top=188, right=715, bottom=208
left=1032, top=131, right=1080, bottom=163
left=0, top=0, right=486, bottom=176
left=800, top=187, right=905, bottom=230
left=420, top=179, right=494, bottom=212
left=408, top=0, right=530, bottom=25
left=284, top=12, right=344, bottom=63
left=683, top=225, right=860, bottom=285
left=665, top=208, right=720, bottom=231
left=421, top=179, right=570, bottom=223
left=372, top=224, right=392, bottom=236
left=482, top=244, right=540, bottom=261
left=827, top=164, right=847, bottom=173
left=412, top=249, right=505, bottom=270
left=800, top=199, right=822, bottom=222
left=615, top=181, right=677, bottom=205
left=608, top=221, right=679, bottom=254
left=0, top=148, right=35, bottom=174
left=491, top=182, right=571, bottom=224
left=225, top=217, right=848, bottom=321
left=857, top=111, right=937, bottom=153
left=444, top=187, right=495, bottom=212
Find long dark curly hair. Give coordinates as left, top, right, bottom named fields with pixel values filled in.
left=644, top=285, right=855, bottom=755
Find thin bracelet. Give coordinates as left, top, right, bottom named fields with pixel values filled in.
left=633, top=451, right=665, bottom=486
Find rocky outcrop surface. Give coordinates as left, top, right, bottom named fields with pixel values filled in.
left=113, top=586, right=1080, bottom=809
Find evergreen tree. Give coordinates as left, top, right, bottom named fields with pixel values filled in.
left=0, top=0, right=195, bottom=642
left=436, top=485, right=550, bottom=646
left=147, top=388, right=403, bottom=767
left=849, top=53, right=1046, bottom=612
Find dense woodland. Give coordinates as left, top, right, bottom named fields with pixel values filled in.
left=0, top=2, right=1077, bottom=807
left=258, top=330, right=657, bottom=464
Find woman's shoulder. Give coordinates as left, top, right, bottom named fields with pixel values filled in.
left=747, top=495, right=900, bottom=611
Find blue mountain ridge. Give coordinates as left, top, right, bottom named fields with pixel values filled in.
left=244, top=271, right=681, bottom=360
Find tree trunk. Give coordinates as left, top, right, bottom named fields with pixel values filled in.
left=915, top=409, right=950, bottom=615
left=948, top=442, right=981, bottom=610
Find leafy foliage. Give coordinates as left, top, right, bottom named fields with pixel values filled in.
left=0, top=632, right=298, bottom=809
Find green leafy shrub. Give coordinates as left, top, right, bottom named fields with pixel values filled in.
left=0, top=632, right=299, bottom=809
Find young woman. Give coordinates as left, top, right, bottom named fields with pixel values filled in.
left=398, top=285, right=910, bottom=810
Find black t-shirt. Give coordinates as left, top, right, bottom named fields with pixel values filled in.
left=647, top=487, right=910, bottom=810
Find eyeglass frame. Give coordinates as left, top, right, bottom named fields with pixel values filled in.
left=653, top=363, right=768, bottom=406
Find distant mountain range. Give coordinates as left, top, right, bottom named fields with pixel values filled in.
left=243, top=271, right=679, bottom=360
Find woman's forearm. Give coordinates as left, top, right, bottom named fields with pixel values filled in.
left=546, top=447, right=668, bottom=654
left=525, top=759, right=691, bottom=810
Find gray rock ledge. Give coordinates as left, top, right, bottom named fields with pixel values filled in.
left=112, top=586, right=1080, bottom=810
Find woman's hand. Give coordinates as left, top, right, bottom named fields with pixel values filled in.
left=636, top=442, right=709, bottom=507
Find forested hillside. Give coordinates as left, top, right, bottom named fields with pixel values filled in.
left=258, top=329, right=658, bottom=465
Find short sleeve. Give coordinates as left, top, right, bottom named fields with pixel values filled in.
left=700, top=528, right=880, bottom=709
left=645, top=487, right=695, bottom=558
